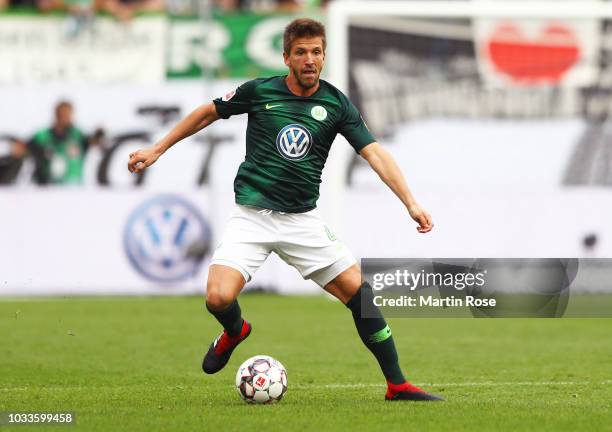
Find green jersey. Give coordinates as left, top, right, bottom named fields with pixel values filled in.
left=30, top=126, right=88, bottom=185
left=213, top=76, right=375, bottom=213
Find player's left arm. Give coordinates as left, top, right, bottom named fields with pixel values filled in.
left=359, top=142, right=434, bottom=233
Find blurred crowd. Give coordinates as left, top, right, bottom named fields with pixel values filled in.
left=0, top=0, right=331, bottom=18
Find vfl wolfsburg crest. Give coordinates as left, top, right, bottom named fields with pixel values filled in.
left=275, top=124, right=313, bottom=161
left=311, top=105, right=327, bottom=121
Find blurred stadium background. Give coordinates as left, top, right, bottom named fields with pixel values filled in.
left=1, top=0, right=612, bottom=296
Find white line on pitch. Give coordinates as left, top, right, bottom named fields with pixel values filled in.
left=295, top=380, right=611, bottom=389
left=1, top=380, right=609, bottom=392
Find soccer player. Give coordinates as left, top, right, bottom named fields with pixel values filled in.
left=30, top=101, right=89, bottom=185
left=128, top=18, right=442, bottom=402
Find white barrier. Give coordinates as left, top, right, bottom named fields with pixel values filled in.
left=1, top=186, right=611, bottom=295
left=0, top=188, right=330, bottom=295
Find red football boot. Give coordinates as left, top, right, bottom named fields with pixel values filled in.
left=202, top=320, right=252, bottom=374
left=385, top=381, right=445, bottom=401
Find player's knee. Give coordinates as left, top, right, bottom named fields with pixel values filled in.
left=205, top=281, right=235, bottom=310
left=325, top=264, right=362, bottom=304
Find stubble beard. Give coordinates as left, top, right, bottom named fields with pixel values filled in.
left=294, top=67, right=320, bottom=90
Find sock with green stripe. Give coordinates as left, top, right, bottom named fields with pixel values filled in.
left=345, top=282, right=406, bottom=385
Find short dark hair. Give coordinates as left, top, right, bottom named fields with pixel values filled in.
left=55, top=100, right=72, bottom=114
left=283, top=18, right=326, bottom=55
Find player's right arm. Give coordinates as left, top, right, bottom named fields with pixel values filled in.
left=127, top=102, right=220, bottom=174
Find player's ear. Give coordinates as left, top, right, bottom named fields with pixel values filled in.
left=283, top=51, right=290, bottom=67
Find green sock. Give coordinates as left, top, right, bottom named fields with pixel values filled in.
left=345, top=282, right=406, bottom=385
left=206, top=300, right=244, bottom=337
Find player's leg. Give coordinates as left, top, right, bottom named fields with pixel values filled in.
left=202, top=264, right=253, bottom=374
left=323, top=266, right=443, bottom=401
left=276, top=209, right=442, bottom=401
left=206, top=263, right=248, bottom=335
left=323, top=265, right=405, bottom=386
left=202, top=205, right=274, bottom=374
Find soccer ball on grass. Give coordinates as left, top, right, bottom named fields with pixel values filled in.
left=235, top=355, right=287, bottom=404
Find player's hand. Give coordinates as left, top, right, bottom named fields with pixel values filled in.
left=408, top=204, right=434, bottom=233
left=128, top=147, right=161, bottom=174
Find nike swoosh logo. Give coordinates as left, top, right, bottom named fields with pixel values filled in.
left=265, top=103, right=282, bottom=109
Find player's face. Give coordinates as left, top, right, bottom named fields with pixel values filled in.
left=284, top=37, right=325, bottom=90
left=55, top=105, right=73, bottom=128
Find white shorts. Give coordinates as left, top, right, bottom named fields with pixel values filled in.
left=210, top=204, right=357, bottom=287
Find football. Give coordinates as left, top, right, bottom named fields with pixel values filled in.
left=235, top=355, right=288, bottom=404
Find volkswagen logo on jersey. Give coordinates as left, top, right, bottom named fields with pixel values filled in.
left=275, top=124, right=313, bottom=161
left=124, top=195, right=211, bottom=283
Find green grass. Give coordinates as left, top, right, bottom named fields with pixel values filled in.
left=1, top=295, right=611, bottom=431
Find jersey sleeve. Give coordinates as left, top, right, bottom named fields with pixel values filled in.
left=338, top=97, right=376, bottom=153
left=213, top=79, right=260, bottom=119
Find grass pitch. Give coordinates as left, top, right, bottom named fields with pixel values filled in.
left=1, top=294, right=611, bottom=431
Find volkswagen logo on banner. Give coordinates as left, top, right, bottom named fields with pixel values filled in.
left=124, top=195, right=211, bottom=283
left=275, top=124, right=313, bottom=161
